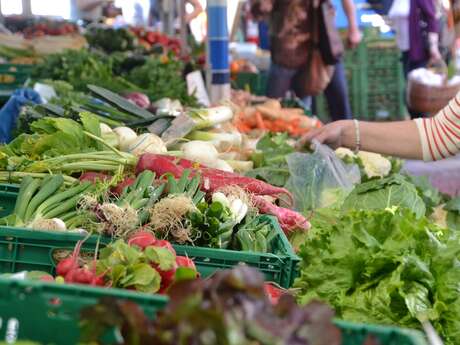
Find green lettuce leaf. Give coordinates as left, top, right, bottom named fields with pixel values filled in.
left=295, top=208, right=460, bottom=344
left=342, top=175, right=426, bottom=218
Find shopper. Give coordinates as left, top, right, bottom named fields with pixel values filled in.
left=299, top=91, right=460, bottom=161
left=149, top=0, right=203, bottom=28
left=250, top=0, right=361, bottom=121
left=389, top=0, right=442, bottom=118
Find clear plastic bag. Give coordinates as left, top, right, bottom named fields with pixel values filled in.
left=286, top=140, right=361, bottom=212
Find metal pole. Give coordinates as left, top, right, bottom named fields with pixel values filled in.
left=22, top=0, right=32, bottom=17
left=178, top=0, right=189, bottom=56
left=207, top=0, right=230, bottom=103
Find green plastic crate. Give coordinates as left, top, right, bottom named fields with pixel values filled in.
left=174, top=214, right=299, bottom=288
left=336, top=320, right=428, bottom=345
left=0, top=184, right=19, bottom=218
left=0, top=278, right=167, bottom=345
left=233, top=72, right=268, bottom=96
left=0, top=184, right=299, bottom=288
left=0, top=218, right=299, bottom=288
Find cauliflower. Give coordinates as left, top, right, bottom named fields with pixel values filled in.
left=431, top=204, right=448, bottom=229
left=335, top=147, right=356, bottom=160
left=357, top=151, right=392, bottom=179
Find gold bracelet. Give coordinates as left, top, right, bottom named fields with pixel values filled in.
left=353, top=119, right=360, bottom=154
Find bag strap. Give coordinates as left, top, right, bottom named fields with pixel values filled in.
left=307, top=0, right=320, bottom=45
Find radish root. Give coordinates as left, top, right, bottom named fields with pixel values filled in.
left=149, top=195, right=196, bottom=244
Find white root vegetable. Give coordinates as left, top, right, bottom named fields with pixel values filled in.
left=181, top=140, right=219, bottom=166
left=212, top=192, right=230, bottom=208
left=114, top=127, right=138, bottom=151
left=209, top=159, right=234, bottom=172
left=128, top=133, right=167, bottom=156
left=100, top=123, right=113, bottom=134
left=30, top=218, right=67, bottom=231
left=226, top=160, right=254, bottom=173
left=229, top=198, right=248, bottom=224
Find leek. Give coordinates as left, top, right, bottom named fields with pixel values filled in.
left=188, top=106, right=233, bottom=129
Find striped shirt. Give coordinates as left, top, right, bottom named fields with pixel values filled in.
left=414, top=92, right=460, bottom=161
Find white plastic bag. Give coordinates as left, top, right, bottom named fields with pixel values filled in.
left=286, top=140, right=360, bottom=212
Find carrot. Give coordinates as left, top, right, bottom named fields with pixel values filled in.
left=255, top=111, right=266, bottom=130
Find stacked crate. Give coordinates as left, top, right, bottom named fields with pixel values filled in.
left=316, top=38, right=406, bottom=121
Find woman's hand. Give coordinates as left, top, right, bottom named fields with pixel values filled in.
left=297, top=120, right=353, bottom=150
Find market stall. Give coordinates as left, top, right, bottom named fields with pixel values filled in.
left=0, top=2, right=458, bottom=345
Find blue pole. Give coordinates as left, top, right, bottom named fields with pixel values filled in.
left=207, top=0, right=230, bottom=102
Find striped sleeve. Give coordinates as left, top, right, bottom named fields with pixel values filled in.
left=414, top=92, right=460, bottom=161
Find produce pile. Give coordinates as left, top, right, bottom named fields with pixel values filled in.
left=85, top=26, right=182, bottom=56
left=31, top=49, right=198, bottom=106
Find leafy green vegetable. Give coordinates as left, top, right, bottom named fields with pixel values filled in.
left=342, top=174, right=426, bottom=218
left=406, top=174, right=444, bottom=216
left=246, top=133, right=294, bottom=187
left=81, top=266, right=342, bottom=345
left=295, top=208, right=460, bottom=344
left=444, top=196, right=460, bottom=231
left=127, top=54, right=198, bottom=106
left=97, top=240, right=162, bottom=293
left=32, top=49, right=138, bottom=93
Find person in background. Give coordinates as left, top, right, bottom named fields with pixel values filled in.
left=71, top=0, right=112, bottom=23
left=148, top=0, right=203, bottom=28
left=250, top=0, right=361, bottom=121
left=148, top=0, right=161, bottom=27
left=299, top=90, right=460, bottom=162
left=389, top=0, right=442, bottom=118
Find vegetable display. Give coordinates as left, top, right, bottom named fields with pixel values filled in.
left=2, top=30, right=460, bottom=345
left=295, top=208, right=460, bottom=345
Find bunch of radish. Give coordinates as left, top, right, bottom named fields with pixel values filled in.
left=55, top=232, right=199, bottom=294
left=55, top=240, right=105, bottom=286
left=128, top=231, right=198, bottom=293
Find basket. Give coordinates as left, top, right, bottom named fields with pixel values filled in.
left=407, top=63, right=460, bottom=115
left=0, top=278, right=167, bottom=345
left=336, top=320, right=428, bottom=345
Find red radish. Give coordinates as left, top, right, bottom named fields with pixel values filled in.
left=135, top=154, right=293, bottom=203
left=153, top=239, right=176, bottom=256
left=124, top=92, right=150, bottom=109
left=176, top=256, right=199, bottom=278
left=79, top=172, right=111, bottom=184
left=111, top=177, right=136, bottom=196
left=151, top=239, right=177, bottom=293
left=264, top=283, right=285, bottom=305
left=92, top=275, right=105, bottom=286
left=40, top=275, right=54, bottom=282
left=56, top=257, right=74, bottom=276
left=176, top=256, right=196, bottom=270
left=73, top=267, right=94, bottom=284
left=56, top=240, right=84, bottom=280
left=128, top=231, right=156, bottom=249
left=251, top=195, right=310, bottom=234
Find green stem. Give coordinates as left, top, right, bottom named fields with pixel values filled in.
left=83, top=131, right=126, bottom=158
